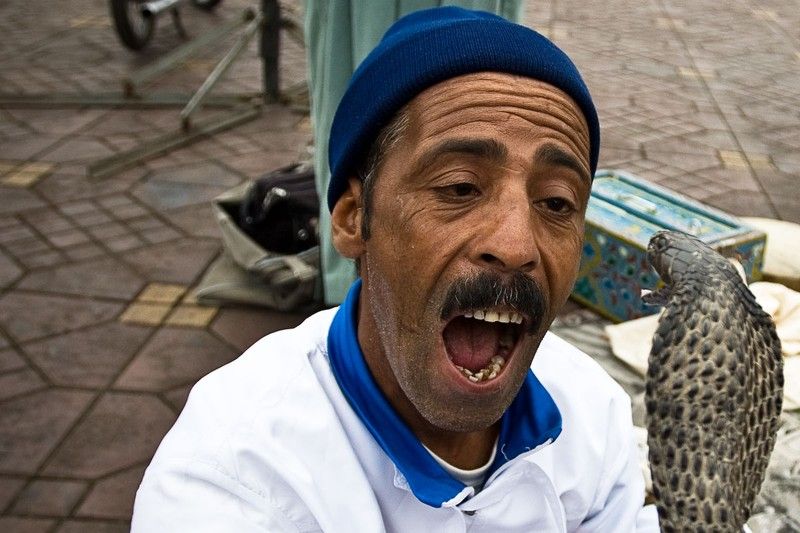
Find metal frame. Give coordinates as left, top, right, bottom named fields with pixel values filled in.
left=88, top=105, right=262, bottom=180
left=180, top=10, right=264, bottom=130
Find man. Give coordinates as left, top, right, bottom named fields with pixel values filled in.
left=305, top=0, right=524, bottom=306
left=133, top=7, right=660, bottom=531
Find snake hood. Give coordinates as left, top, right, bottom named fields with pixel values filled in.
left=645, top=230, right=743, bottom=300
left=643, top=230, right=783, bottom=532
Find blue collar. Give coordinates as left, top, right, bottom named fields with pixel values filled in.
left=327, top=279, right=562, bottom=507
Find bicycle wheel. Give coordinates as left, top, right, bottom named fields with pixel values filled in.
left=110, top=0, right=155, bottom=51
left=191, top=0, right=222, bottom=10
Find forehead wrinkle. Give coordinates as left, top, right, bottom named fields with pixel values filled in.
left=407, top=137, right=509, bottom=180
left=416, top=88, right=590, bottom=159
left=534, top=142, right=591, bottom=185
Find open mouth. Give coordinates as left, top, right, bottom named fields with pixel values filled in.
left=442, top=309, right=526, bottom=384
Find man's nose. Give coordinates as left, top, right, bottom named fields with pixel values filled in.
left=476, top=200, right=540, bottom=273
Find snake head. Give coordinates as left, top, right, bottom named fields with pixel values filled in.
left=647, top=230, right=738, bottom=290
left=647, top=231, right=677, bottom=286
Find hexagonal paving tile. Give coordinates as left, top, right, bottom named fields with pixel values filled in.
left=23, top=322, right=151, bottom=388
left=0, top=249, right=22, bottom=289
left=115, top=328, right=237, bottom=392
left=10, top=479, right=88, bottom=517
left=120, top=238, right=219, bottom=285
left=0, top=390, right=94, bottom=474
left=76, top=465, right=145, bottom=519
left=17, top=257, right=145, bottom=300
left=0, top=292, right=123, bottom=343
left=41, top=392, right=176, bottom=479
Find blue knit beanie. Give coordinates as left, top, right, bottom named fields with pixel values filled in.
left=327, top=6, right=600, bottom=210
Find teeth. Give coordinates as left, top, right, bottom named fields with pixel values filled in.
left=455, top=355, right=506, bottom=383
left=464, top=309, right=523, bottom=325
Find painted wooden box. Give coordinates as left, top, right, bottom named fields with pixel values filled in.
left=571, top=170, right=766, bottom=323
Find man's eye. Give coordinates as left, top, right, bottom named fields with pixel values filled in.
left=441, top=183, right=480, bottom=198
left=544, top=197, right=573, bottom=213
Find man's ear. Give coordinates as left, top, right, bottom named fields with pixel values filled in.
left=331, top=177, right=366, bottom=260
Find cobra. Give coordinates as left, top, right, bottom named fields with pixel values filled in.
left=643, top=230, right=783, bottom=532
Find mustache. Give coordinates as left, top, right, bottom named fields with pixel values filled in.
left=439, top=272, right=546, bottom=335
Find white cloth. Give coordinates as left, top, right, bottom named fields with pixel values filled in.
left=132, top=308, right=659, bottom=532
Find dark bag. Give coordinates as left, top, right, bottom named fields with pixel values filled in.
left=195, top=163, right=320, bottom=311
left=238, top=163, right=319, bottom=254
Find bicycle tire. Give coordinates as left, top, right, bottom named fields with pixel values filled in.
left=110, top=0, right=155, bottom=51
left=191, top=0, right=222, bottom=10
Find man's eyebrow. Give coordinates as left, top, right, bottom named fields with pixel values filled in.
left=534, top=143, right=591, bottom=185
left=412, top=138, right=508, bottom=175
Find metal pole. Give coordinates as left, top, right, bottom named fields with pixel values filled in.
left=180, top=11, right=264, bottom=131
left=260, top=0, right=281, bottom=104
left=88, top=106, right=262, bottom=180
left=123, top=8, right=255, bottom=97
left=0, top=92, right=256, bottom=109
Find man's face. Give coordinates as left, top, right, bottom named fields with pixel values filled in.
left=351, top=72, right=591, bottom=433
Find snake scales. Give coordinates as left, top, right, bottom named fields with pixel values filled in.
left=644, top=230, right=783, bottom=532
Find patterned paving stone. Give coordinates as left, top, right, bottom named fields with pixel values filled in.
left=42, top=392, right=175, bottom=479
left=120, top=238, right=219, bottom=284
left=703, top=190, right=780, bottom=220
left=0, top=348, right=26, bottom=373
left=0, top=188, right=46, bottom=215
left=39, top=138, right=114, bottom=164
left=5, top=109, right=104, bottom=136
left=4, top=235, right=50, bottom=257
left=0, top=249, right=21, bottom=288
left=0, top=516, right=55, bottom=532
left=220, top=150, right=298, bottom=180
left=0, top=292, right=123, bottom=343
left=162, top=384, right=193, bottom=413
left=136, top=283, right=186, bottom=304
left=132, top=178, right=233, bottom=212
left=45, top=229, right=90, bottom=249
left=17, top=250, right=65, bottom=270
left=165, top=305, right=218, bottom=328
left=23, top=323, right=150, bottom=388
left=0, top=368, right=46, bottom=402
left=148, top=161, right=242, bottom=188
left=115, top=328, right=237, bottom=392
left=76, top=465, right=145, bottom=520
left=104, top=234, right=145, bottom=253
left=18, top=208, right=73, bottom=235
left=10, top=479, right=87, bottom=517
left=163, top=205, right=222, bottom=239
left=0, top=135, right=60, bottom=161
left=0, top=476, right=25, bottom=511
left=119, top=303, right=171, bottom=327
left=211, top=306, right=311, bottom=353
left=17, top=257, right=145, bottom=300
left=1, top=162, right=53, bottom=188
left=63, top=243, right=106, bottom=262
left=56, top=519, right=129, bottom=533
left=0, top=390, right=93, bottom=474
left=34, top=167, right=147, bottom=204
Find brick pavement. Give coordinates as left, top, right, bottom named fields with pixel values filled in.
left=0, top=0, right=798, bottom=530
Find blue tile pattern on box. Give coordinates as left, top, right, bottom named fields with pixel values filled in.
left=572, top=170, right=766, bottom=323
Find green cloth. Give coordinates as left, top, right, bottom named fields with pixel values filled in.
left=305, top=1, right=524, bottom=305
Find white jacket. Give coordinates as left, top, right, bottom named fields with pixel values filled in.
left=133, top=305, right=659, bottom=532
